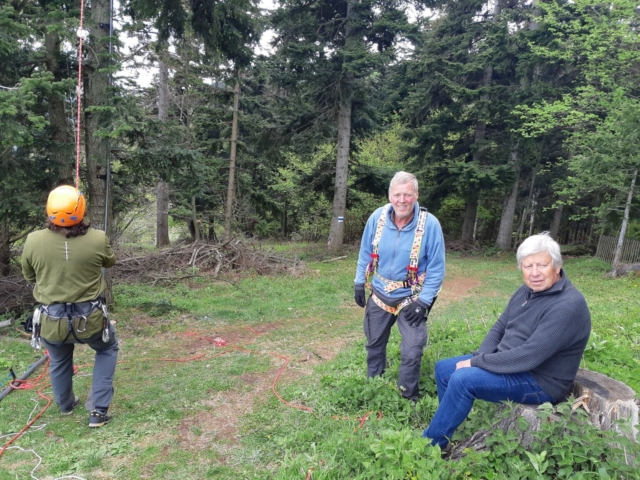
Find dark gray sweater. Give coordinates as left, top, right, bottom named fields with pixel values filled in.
left=470, top=270, right=591, bottom=401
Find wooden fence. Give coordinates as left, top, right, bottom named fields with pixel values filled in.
left=595, top=235, right=640, bottom=265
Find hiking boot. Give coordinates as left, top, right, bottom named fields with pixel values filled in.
left=89, top=410, right=111, bottom=428
left=61, top=396, right=80, bottom=415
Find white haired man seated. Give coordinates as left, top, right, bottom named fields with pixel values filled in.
left=423, top=232, right=591, bottom=451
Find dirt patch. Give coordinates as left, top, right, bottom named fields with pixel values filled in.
left=172, top=317, right=353, bottom=458
left=297, top=331, right=361, bottom=368
left=177, top=368, right=278, bottom=459
left=433, top=275, right=483, bottom=310
left=180, top=322, right=282, bottom=351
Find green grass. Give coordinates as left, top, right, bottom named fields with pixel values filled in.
left=0, top=250, right=638, bottom=479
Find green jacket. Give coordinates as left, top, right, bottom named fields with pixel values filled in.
left=21, top=228, right=116, bottom=305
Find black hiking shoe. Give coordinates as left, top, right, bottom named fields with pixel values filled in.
left=61, top=396, right=80, bottom=415
left=89, top=410, right=111, bottom=428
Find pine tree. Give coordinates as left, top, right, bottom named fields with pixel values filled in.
left=270, top=0, right=414, bottom=251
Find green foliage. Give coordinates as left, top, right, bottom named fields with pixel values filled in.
left=558, top=100, right=640, bottom=223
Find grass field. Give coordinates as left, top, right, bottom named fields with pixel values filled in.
left=0, top=248, right=638, bottom=479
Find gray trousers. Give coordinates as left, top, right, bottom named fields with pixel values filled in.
left=43, top=323, right=118, bottom=412
left=363, top=294, right=427, bottom=401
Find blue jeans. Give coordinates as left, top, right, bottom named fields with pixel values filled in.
left=422, top=354, right=553, bottom=448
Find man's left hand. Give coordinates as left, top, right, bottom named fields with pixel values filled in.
left=403, top=299, right=430, bottom=327
left=456, top=359, right=471, bottom=369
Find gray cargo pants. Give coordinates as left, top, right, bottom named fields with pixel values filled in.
left=363, top=292, right=427, bottom=401
left=43, top=322, right=118, bottom=413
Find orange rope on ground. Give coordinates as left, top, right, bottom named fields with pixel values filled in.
left=0, top=357, right=53, bottom=459
left=0, top=383, right=53, bottom=458
left=3, top=326, right=382, bottom=469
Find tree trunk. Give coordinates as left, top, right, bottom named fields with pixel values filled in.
left=0, top=221, right=10, bottom=277
left=549, top=202, right=563, bottom=240
left=281, top=199, right=288, bottom=237
left=85, top=0, right=111, bottom=231
left=461, top=193, right=479, bottom=243
left=515, top=206, right=527, bottom=250
left=191, top=195, right=200, bottom=241
left=84, top=0, right=113, bottom=303
left=156, top=181, right=170, bottom=246
left=462, top=2, right=501, bottom=242
left=448, top=369, right=638, bottom=459
left=528, top=189, right=539, bottom=237
left=327, top=95, right=352, bottom=252
left=327, top=0, right=356, bottom=253
left=44, top=29, right=73, bottom=184
left=496, top=149, right=520, bottom=250
left=156, top=60, right=171, bottom=247
left=224, top=78, right=240, bottom=240
left=515, top=169, right=536, bottom=247
left=611, top=168, right=638, bottom=277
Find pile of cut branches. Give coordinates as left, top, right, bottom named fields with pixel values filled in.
left=112, top=240, right=305, bottom=285
left=0, top=275, right=33, bottom=317
left=446, top=240, right=480, bottom=253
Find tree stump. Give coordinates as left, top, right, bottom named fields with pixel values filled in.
left=615, top=262, right=640, bottom=276
left=449, top=369, right=638, bottom=459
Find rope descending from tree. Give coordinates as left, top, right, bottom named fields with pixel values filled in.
left=75, top=0, right=87, bottom=189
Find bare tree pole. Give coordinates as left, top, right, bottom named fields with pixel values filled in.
left=327, top=94, right=351, bottom=252
left=611, top=169, right=637, bottom=277
left=224, top=78, right=240, bottom=240
left=549, top=203, right=563, bottom=240
left=496, top=146, right=520, bottom=250
left=327, top=0, right=355, bottom=253
left=156, top=59, right=171, bottom=247
left=85, top=0, right=111, bottom=231
left=528, top=189, right=539, bottom=237
left=44, top=28, right=73, bottom=184
left=462, top=0, right=502, bottom=242
left=191, top=195, right=200, bottom=241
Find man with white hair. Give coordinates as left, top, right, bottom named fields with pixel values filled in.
left=354, top=171, right=446, bottom=402
left=423, top=232, right=591, bottom=451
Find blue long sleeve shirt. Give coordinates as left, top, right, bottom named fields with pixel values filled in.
left=354, top=203, right=446, bottom=305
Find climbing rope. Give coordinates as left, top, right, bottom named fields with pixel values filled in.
left=74, top=0, right=87, bottom=189
left=3, top=325, right=382, bottom=477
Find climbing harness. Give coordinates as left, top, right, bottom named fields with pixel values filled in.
left=365, top=205, right=429, bottom=315
left=31, top=298, right=110, bottom=347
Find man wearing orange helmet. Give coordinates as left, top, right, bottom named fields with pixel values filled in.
left=21, top=185, right=118, bottom=428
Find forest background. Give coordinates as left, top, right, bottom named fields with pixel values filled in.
left=1, top=0, right=639, bottom=264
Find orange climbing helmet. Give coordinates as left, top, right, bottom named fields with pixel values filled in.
left=46, top=185, right=86, bottom=227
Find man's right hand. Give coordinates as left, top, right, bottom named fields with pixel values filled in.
left=354, top=285, right=366, bottom=308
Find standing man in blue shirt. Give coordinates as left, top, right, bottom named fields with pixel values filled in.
left=354, top=172, right=446, bottom=401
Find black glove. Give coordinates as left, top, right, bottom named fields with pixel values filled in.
left=354, top=285, right=366, bottom=308
left=403, top=299, right=430, bottom=327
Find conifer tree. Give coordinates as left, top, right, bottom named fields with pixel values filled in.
left=270, top=0, right=415, bottom=251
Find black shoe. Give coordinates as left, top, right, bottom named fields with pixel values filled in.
left=89, top=410, right=111, bottom=428
left=440, top=443, right=452, bottom=458
left=61, top=396, right=80, bottom=415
